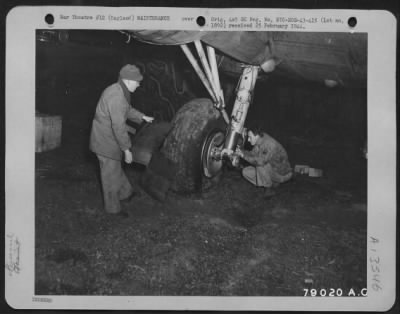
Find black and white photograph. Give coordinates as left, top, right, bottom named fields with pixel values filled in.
left=5, top=6, right=396, bottom=311
left=34, top=28, right=369, bottom=296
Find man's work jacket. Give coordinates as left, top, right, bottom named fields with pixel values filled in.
left=243, top=132, right=292, bottom=177
left=90, top=79, right=144, bottom=160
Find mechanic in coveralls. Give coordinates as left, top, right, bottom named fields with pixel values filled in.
left=90, top=64, right=154, bottom=216
left=236, top=129, right=293, bottom=198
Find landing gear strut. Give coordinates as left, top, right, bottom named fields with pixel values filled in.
left=180, top=41, right=260, bottom=176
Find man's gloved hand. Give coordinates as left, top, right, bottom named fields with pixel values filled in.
left=124, top=149, right=133, bottom=164
left=235, top=147, right=244, bottom=158
left=142, top=115, right=154, bottom=123
left=221, top=148, right=233, bottom=156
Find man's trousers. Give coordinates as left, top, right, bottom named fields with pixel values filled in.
left=97, top=155, right=134, bottom=213
left=242, top=163, right=292, bottom=188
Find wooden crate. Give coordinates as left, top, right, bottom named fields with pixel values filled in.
left=35, top=114, right=62, bottom=152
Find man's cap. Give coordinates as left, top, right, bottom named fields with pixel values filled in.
left=119, top=64, right=143, bottom=81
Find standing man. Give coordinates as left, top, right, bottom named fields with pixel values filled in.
left=236, top=129, right=292, bottom=198
left=90, top=64, right=154, bottom=216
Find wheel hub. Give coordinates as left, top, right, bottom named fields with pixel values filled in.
left=202, top=130, right=225, bottom=178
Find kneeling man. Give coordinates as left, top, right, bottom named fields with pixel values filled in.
left=237, top=129, right=292, bottom=198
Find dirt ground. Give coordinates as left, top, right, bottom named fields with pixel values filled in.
left=35, top=115, right=367, bottom=296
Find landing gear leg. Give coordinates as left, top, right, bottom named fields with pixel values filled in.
left=222, top=65, right=259, bottom=165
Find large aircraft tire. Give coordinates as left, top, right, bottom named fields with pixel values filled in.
left=161, top=98, right=226, bottom=193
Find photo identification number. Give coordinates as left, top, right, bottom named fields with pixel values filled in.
left=303, top=288, right=367, bottom=297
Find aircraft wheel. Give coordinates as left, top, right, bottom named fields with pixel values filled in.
left=161, top=98, right=226, bottom=193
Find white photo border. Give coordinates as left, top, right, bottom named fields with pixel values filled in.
left=5, top=6, right=397, bottom=311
